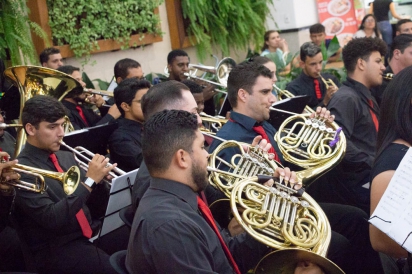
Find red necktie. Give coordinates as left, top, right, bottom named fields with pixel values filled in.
left=252, top=125, right=280, bottom=162
left=49, top=153, right=93, bottom=238
left=314, top=78, right=322, bottom=100
left=75, top=105, right=89, bottom=127
left=197, top=196, right=241, bottom=274
left=368, top=99, right=379, bottom=132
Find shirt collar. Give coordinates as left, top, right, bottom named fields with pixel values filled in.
left=344, top=77, right=373, bottom=99
left=21, top=142, right=53, bottom=164
left=150, top=177, right=199, bottom=211
left=230, top=111, right=260, bottom=130
left=118, top=117, right=143, bottom=128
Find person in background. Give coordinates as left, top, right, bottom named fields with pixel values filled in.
left=182, top=79, right=205, bottom=114
left=395, top=18, right=412, bottom=35
left=39, top=47, right=63, bottom=69
left=114, top=58, right=145, bottom=84
left=369, top=0, right=407, bottom=47
left=370, top=66, right=412, bottom=273
left=309, top=23, right=342, bottom=63
left=108, top=78, right=150, bottom=172
left=261, top=30, right=291, bottom=74
left=354, top=14, right=382, bottom=39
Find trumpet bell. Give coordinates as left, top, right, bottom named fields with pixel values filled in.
left=62, top=166, right=81, bottom=194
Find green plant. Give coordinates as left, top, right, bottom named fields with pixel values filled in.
left=0, top=0, right=48, bottom=65
left=47, top=0, right=163, bottom=63
left=181, top=0, right=273, bottom=61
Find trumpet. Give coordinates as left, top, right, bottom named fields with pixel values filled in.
left=0, top=123, right=23, bottom=129
left=83, top=88, right=114, bottom=97
left=320, top=75, right=338, bottom=90
left=1, top=162, right=80, bottom=194
left=59, top=141, right=126, bottom=180
left=383, top=73, right=394, bottom=80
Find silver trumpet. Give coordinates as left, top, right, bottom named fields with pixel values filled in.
left=59, top=141, right=126, bottom=182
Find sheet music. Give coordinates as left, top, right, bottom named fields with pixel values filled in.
left=369, top=147, right=412, bottom=252
left=100, top=168, right=139, bottom=236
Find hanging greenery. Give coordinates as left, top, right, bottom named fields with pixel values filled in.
left=47, top=0, right=163, bottom=62
left=181, top=0, right=273, bottom=60
left=0, top=0, right=48, bottom=65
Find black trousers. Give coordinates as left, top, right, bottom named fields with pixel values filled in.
left=321, top=202, right=383, bottom=274
left=34, top=238, right=117, bottom=274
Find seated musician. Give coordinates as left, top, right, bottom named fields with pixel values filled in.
left=309, top=23, right=342, bottom=63
left=0, top=152, right=26, bottom=272
left=58, top=65, right=121, bottom=130
left=182, top=79, right=205, bottom=114
left=167, top=49, right=216, bottom=115
left=371, top=34, right=412, bottom=106
left=39, top=47, right=63, bottom=70
left=286, top=42, right=340, bottom=109
left=370, top=66, right=412, bottom=273
left=208, top=60, right=383, bottom=274
left=127, top=109, right=279, bottom=273
left=12, top=96, right=117, bottom=273
left=108, top=78, right=150, bottom=172
left=114, top=58, right=145, bottom=84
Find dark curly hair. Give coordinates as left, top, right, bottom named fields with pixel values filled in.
left=342, top=37, right=387, bottom=74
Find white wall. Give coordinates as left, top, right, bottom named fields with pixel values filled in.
left=266, top=0, right=318, bottom=30
left=64, top=3, right=248, bottom=84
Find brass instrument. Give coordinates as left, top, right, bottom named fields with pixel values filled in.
left=200, top=112, right=228, bottom=134
left=320, top=75, right=338, bottom=90
left=59, top=141, right=126, bottom=180
left=274, top=113, right=346, bottom=186
left=273, top=85, right=314, bottom=114
left=83, top=88, right=114, bottom=97
left=4, top=66, right=82, bottom=157
left=383, top=73, right=393, bottom=80
left=0, top=123, right=23, bottom=129
left=2, top=162, right=80, bottom=194
left=184, top=57, right=236, bottom=89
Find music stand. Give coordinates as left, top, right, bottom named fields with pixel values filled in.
left=218, top=93, right=231, bottom=117
left=268, top=95, right=310, bottom=130
left=62, top=122, right=119, bottom=155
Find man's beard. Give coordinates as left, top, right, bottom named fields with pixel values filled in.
left=191, top=157, right=208, bottom=192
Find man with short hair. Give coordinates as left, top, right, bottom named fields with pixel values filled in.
left=309, top=23, right=342, bottom=63
left=114, top=58, right=145, bottom=84
left=108, top=78, right=150, bottom=172
left=13, top=95, right=117, bottom=273
left=57, top=65, right=120, bottom=130
left=372, top=34, right=412, bottom=105
left=167, top=49, right=190, bottom=81
left=396, top=18, right=412, bottom=35
left=182, top=79, right=205, bottom=113
left=319, top=37, right=387, bottom=212
left=39, top=47, right=63, bottom=69
left=286, top=42, right=340, bottom=109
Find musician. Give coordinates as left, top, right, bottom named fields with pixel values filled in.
left=286, top=42, right=340, bottom=109
left=39, top=47, right=64, bottom=69
left=13, top=96, right=117, bottom=273
left=208, top=60, right=383, bottom=274
left=167, top=49, right=217, bottom=116
left=309, top=23, right=342, bottom=63
left=0, top=153, right=25, bottom=272
left=108, top=78, right=150, bottom=172
left=315, top=37, right=387, bottom=213
left=114, top=58, right=145, bottom=84
left=372, top=34, right=412, bottom=106
left=126, top=109, right=271, bottom=274
left=396, top=19, right=412, bottom=35
left=57, top=65, right=121, bottom=130
left=0, top=112, right=16, bottom=157
left=182, top=79, right=205, bottom=113
left=370, top=66, right=412, bottom=272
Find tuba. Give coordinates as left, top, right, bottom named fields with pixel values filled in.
left=3, top=66, right=83, bottom=157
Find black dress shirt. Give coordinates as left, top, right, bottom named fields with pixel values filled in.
left=126, top=178, right=268, bottom=274
left=208, top=111, right=283, bottom=164
left=286, top=72, right=340, bottom=109
left=0, top=190, right=14, bottom=233
left=0, top=131, right=16, bottom=158
left=13, top=143, right=94, bottom=251
left=62, top=100, right=115, bottom=130
left=108, top=118, right=143, bottom=172
left=371, top=65, right=393, bottom=107
left=327, top=77, right=379, bottom=171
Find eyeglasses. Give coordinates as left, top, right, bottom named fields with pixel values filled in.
left=365, top=19, right=375, bottom=23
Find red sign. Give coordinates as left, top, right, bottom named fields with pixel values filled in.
left=317, top=0, right=359, bottom=46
